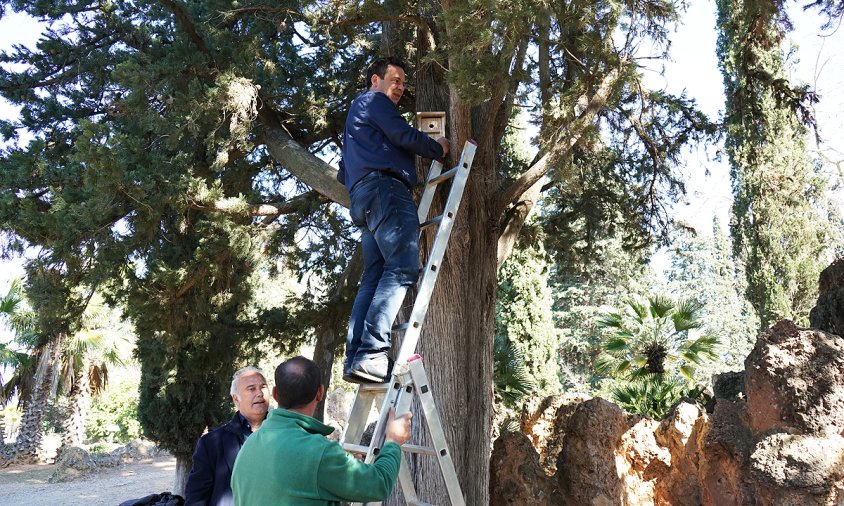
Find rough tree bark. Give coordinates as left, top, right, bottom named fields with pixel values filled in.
left=14, top=335, right=63, bottom=463
left=174, top=457, right=191, bottom=497
left=61, top=365, right=91, bottom=449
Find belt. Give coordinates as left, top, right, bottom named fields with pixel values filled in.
left=353, top=170, right=412, bottom=192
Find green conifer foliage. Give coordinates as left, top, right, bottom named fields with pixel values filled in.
left=0, top=1, right=310, bottom=474
left=666, top=219, right=759, bottom=372
left=496, top=224, right=560, bottom=395
left=716, top=0, right=836, bottom=329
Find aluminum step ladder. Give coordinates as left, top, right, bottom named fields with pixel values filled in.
left=341, top=112, right=476, bottom=506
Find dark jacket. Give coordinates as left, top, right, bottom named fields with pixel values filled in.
left=338, top=90, right=444, bottom=191
left=184, top=412, right=253, bottom=506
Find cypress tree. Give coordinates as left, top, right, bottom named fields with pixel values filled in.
left=716, top=0, right=836, bottom=329
left=496, top=223, right=560, bottom=395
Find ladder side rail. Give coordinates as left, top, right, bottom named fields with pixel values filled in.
left=395, top=142, right=477, bottom=363
left=417, top=159, right=443, bottom=223
left=365, top=363, right=416, bottom=464
left=363, top=380, right=404, bottom=464
left=407, top=360, right=466, bottom=506
left=365, top=364, right=425, bottom=506
left=397, top=457, right=422, bottom=505
left=391, top=380, right=422, bottom=505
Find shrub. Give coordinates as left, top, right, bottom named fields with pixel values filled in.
left=86, top=376, right=141, bottom=443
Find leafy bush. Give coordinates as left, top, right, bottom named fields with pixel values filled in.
left=86, top=376, right=141, bottom=443
left=611, top=377, right=706, bottom=419
left=493, top=333, right=534, bottom=408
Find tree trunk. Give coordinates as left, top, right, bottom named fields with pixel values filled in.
left=14, top=335, right=62, bottom=463
left=173, top=454, right=191, bottom=497
left=61, top=365, right=91, bottom=449
left=0, top=409, right=6, bottom=461
left=419, top=149, right=497, bottom=506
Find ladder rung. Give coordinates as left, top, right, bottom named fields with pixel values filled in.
left=401, top=444, right=437, bottom=456
left=342, top=442, right=437, bottom=457
left=426, top=167, right=458, bottom=187
left=392, top=321, right=420, bottom=332
left=342, top=443, right=370, bottom=454
left=420, top=215, right=443, bottom=231
left=358, top=383, right=391, bottom=393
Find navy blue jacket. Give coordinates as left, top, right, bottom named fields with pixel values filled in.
left=183, top=413, right=253, bottom=506
left=338, top=90, right=444, bottom=191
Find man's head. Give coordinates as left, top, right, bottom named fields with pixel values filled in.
left=230, top=366, right=270, bottom=422
left=273, top=356, right=323, bottom=410
left=367, top=56, right=406, bottom=105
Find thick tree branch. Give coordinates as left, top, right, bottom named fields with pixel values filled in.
left=493, top=67, right=621, bottom=219
left=159, top=0, right=213, bottom=60
left=187, top=190, right=322, bottom=217
left=257, top=106, right=349, bottom=208
left=496, top=177, right=542, bottom=269
left=478, top=35, right=529, bottom=151
left=171, top=250, right=231, bottom=301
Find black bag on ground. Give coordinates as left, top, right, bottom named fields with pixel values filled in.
left=118, top=492, right=184, bottom=506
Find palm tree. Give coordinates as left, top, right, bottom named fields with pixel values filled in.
left=0, top=280, right=35, bottom=457
left=493, top=333, right=534, bottom=408
left=2, top=273, right=129, bottom=461
left=595, top=294, right=718, bottom=417
left=59, top=312, right=126, bottom=449
left=0, top=342, right=28, bottom=452
left=493, top=333, right=535, bottom=432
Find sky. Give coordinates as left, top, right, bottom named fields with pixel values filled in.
left=653, top=1, right=844, bottom=235
left=0, top=3, right=842, bottom=301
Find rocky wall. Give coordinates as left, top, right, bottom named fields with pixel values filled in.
left=490, top=321, right=844, bottom=505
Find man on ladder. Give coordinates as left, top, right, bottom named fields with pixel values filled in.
left=337, top=56, right=450, bottom=384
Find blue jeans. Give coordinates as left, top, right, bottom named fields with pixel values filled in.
left=345, top=172, right=420, bottom=367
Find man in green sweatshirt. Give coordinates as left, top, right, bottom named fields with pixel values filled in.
left=230, top=356, right=412, bottom=505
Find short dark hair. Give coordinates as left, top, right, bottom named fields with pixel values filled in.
left=274, top=356, right=322, bottom=409
left=366, top=56, right=406, bottom=88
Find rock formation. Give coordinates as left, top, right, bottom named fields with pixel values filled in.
left=810, top=258, right=844, bottom=336
left=490, top=321, right=844, bottom=505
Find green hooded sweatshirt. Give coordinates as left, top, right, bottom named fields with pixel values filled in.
left=231, top=408, right=401, bottom=505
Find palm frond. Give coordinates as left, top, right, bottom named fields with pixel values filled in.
left=595, top=354, right=631, bottom=376
left=680, top=335, right=719, bottom=364
left=0, top=279, right=22, bottom=314
left=611, top=376, right=684, bottom=419
left=672, top=298, right=704, bottom=319
left=629, top=366, right=652, bottom=381
left=647, top=294, right=674, bottom=319
left=89, top=363, right=108, bottom=395
left=596, top=312, right=624, bottom=329
left=603, top=336, right=631, bottom=353
left=625, top=297, right=648, bottom=320
left=499, top=416, right=521, bottom=434
left=678, top=364, right=696, bottom=380
left=493, top=334, right=534, bottom=407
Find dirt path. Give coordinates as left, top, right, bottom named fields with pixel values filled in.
left=0, top=456, right=178, bottom=506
